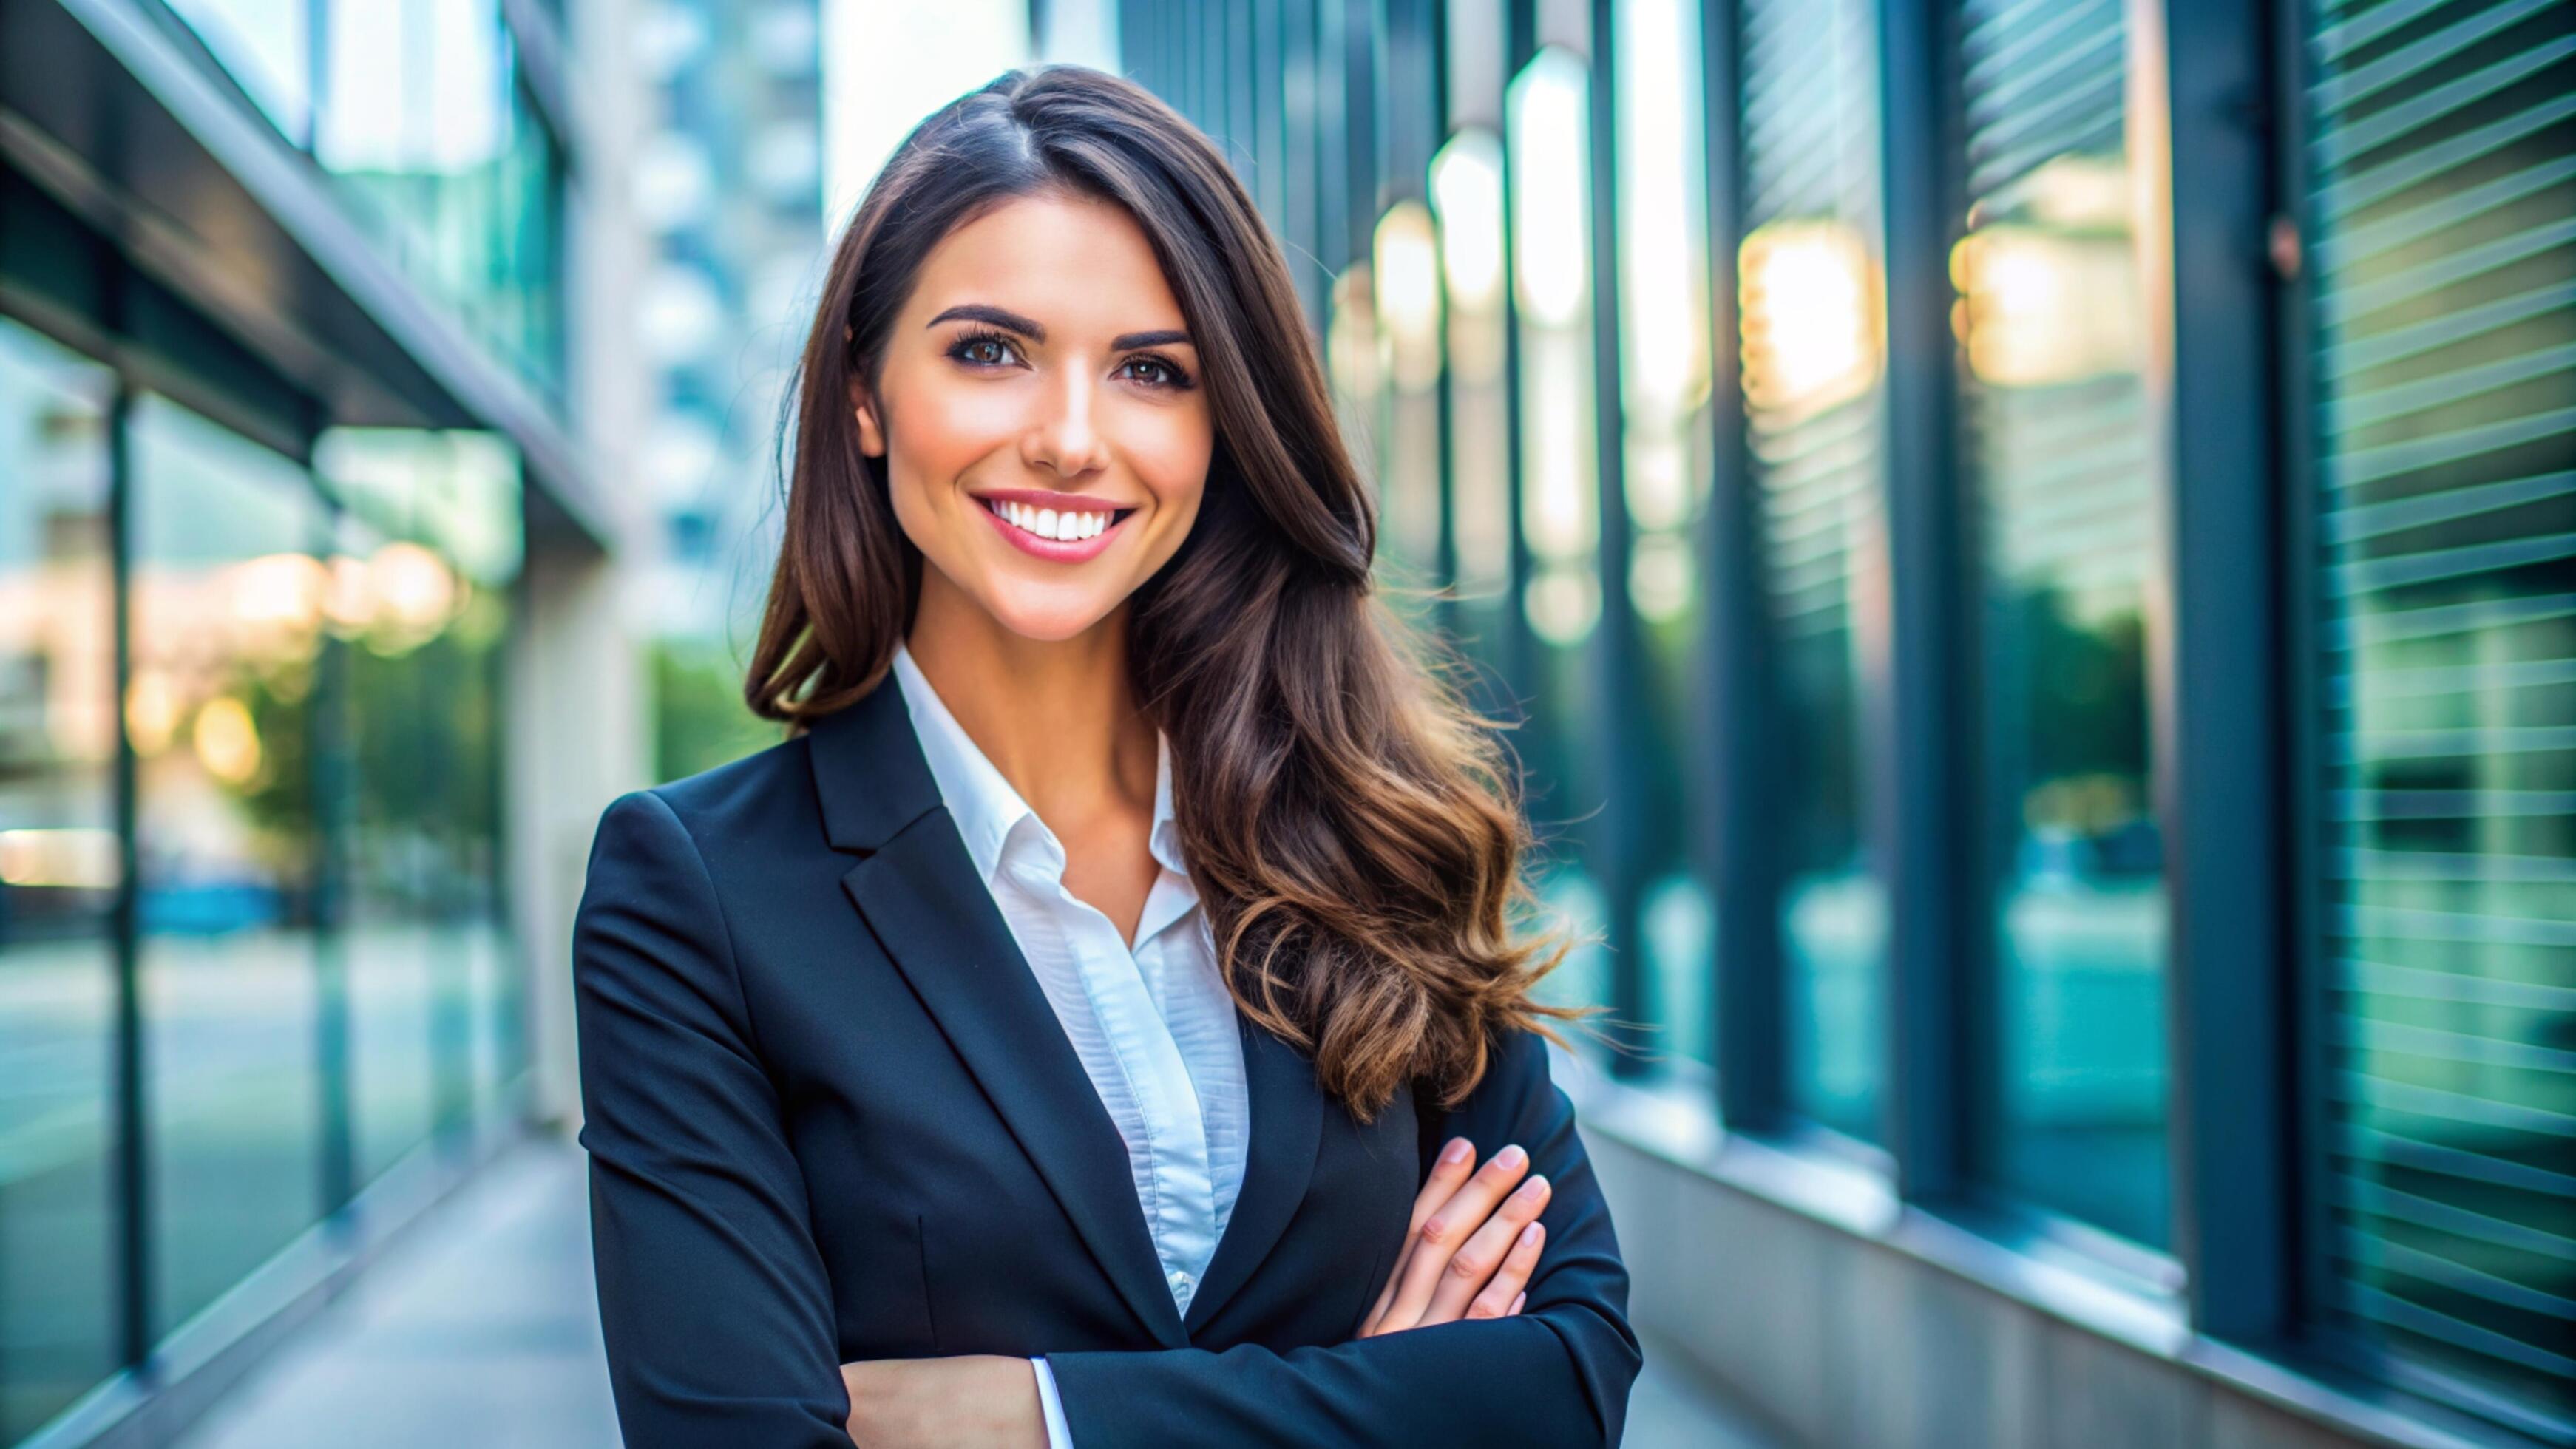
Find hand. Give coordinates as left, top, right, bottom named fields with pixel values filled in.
left=1356, top=1136, right=1550, bottom=1337
left=840, top=1354, right=1046, bottom=1448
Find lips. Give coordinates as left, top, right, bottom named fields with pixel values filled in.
left=972, top=491, right=1136, bottom=563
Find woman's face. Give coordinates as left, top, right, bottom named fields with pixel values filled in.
left=853, top=190, right=1215, bottom=642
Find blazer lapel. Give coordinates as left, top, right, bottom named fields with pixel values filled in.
left=810, top=679, right=1187, bottom=1349
left=1182, top=1012, right=1323, bottom=1335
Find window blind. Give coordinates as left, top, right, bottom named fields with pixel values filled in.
left=2304, top=0, right=2576, bottom=1431
left=1737, top=0, right=1891, bottom=1139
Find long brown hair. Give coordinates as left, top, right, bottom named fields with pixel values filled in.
left=745, top=64, right=1584, bottom=1119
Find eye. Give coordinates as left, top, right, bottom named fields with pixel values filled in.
left=1118, top=354, right=1196, bottom=391
left=947, top=329, right=1024, bottom=370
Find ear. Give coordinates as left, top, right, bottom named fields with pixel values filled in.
left=847, top=375, right=887, bottom=458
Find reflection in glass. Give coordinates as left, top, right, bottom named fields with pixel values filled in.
left=129, top=396, right=329, bottom=1336
left=318, top=0, right=563, bottom=395
left=1433, top=129, right=1511, bottom=613
left=1615, top=0, right=1718, bottom=1071
left=167, top=0, right=313, bottom=141
left=0, top=321, right=119, bottom=1440
left=1511, top=47, right=1601, bottom=652
left=1375, top=200, right=1445, bottom=577
left=1739, top=0, right=1890, bottom=1140
left=1508, top=45, right=1606, bottom=1014
left=2303, top=0, right=2576, bottom=1422
left=315, top=430, right=523, bottom=1144
left=1956, top=0, right=2168, bottom=1246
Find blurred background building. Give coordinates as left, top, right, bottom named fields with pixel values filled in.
left=0, top=0, right=2567, bottom=1447
left=621, top=0, right=826, bottom=776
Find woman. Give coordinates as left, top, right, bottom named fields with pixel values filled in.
left=572, top=64, right=1640, bottom=1448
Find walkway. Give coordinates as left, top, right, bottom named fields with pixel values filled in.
left=177, top=1134, right=1774, bottom=1447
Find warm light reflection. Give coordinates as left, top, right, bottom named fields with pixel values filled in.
left=1326, top=266, right=1378, bottom=404
left=126, top=669, right=180, bottom=758
left=1525, top=563, right=1601, bottom=645
left=325, top=552, right=374, bottom=634
left=192, top=695, right=263, bottom=786
left=1522, top=329, right=1597, bottom=563
left=0, top=827, right=121, bottom=889
left=314, top=426, right=525, bottom=586
left=1430, top=130, right=1505, bottom=317
left=1629, top=532, right=1694, bottom=623
left=368, top=541, right=459, bottom=634
left=1623, top=431, right=1691, bottom=535
left=1375, top=201, right=1443, bottom=395
left=1950, top=225, right=2139, bottom=387
left=230, top=552, right=328, bottom=638
left=1508, top=48, right=1590, bottom=330
left=1615, top=0, right=1711, bottom=424
left=1740, top=220, right=1880, bottom=417
left=2019, top=154, right=2132, bottom=230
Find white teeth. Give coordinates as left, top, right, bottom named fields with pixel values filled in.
left=991, top=499, right=1115, bottom=543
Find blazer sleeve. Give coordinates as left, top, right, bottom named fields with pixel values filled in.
left=1039, top=1024, right=1643, bottom=1447
left=572, top=789, right=852, bottom=1447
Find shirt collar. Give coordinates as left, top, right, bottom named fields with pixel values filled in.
left=890, top=640, right=1186, bottom=886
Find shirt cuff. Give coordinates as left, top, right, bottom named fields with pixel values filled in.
left=1031, top=1355, right=1076, bottom=1449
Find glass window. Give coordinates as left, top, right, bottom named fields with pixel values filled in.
left=313, top=429, right=525, bottom=1138
left=1373, top=198, right=1446, bottom=582
left=129, top=395, right=329, bottom=1337
left=2300, top=0, right=2575, bottom=1427
left=1953, top=0, right=2169, bottom=1245
left=339, top=514, right=441, bottom=1185
left=166, top=0, right=314, bottom=143
left=1613, top=0, right=1718, bottom=1073
left=318, top=0, right=564, bottom=397
left=0, top=321, right=120, bottom=1440
left=1738, top=0, right=1891, bottom=1140
left=1509, top=44, right=1613, bottom=1016
left=1431, top=125, right=1514, bottom=688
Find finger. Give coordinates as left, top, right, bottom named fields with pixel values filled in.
left=1376, top=1143, right=1531, bottom=1333
left=1409, top=1138, right=1480, bottom=1235
left=1365, top=1138, right=1479, bottom=1334
left=1423, top=1173, right=1550, bottom=1324
left=1464, top=1220, right=1545, bottom=1321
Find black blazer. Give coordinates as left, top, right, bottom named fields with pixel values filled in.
left=571, top=671, right=1641, bottom=1446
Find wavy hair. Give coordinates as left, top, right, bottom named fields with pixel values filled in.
left=745, top=64, right=1584, bottom=1119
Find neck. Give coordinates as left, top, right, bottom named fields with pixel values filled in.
left=904, top=569, right=1159, bottom=826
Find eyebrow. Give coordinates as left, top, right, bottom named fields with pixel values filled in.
left=926, top=303, right=1191, bottom=353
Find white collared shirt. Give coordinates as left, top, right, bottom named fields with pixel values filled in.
left=889, top=643, right=1249, bottom=1449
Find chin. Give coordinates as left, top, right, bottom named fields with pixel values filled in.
left=976, top=580, right=1126, bottom=643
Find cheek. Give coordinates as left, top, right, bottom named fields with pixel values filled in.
left=888, top=384, right=1017, bottom=482
left=1128, top=419, right=1215, bottom=535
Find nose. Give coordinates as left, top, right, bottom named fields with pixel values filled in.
left=1020, top=366, right=1113, bottom=479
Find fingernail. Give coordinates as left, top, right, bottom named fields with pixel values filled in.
left=1519, top=1221, right=1542, bottom=1246
left=1515, top=1174, right=1549, bottom=1203
left=1440, top=1138, right=1472, bottom=1166
left=1496, top=1144, right=1527, bottom=1172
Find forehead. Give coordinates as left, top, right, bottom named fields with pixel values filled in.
left=908, top=191, right=1187, bottom=333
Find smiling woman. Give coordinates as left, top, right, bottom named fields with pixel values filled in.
left=847, top=191, right=1210, bottom=637
left=573, top=63, right=1640, bottom=1449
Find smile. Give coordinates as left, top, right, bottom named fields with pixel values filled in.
left=973, top=491, right=1136, bottom=562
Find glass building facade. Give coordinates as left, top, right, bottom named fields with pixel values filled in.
left=1, top=1, right=568, bottom=1442
left=1125, top=0, right=2575, bottom=1438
